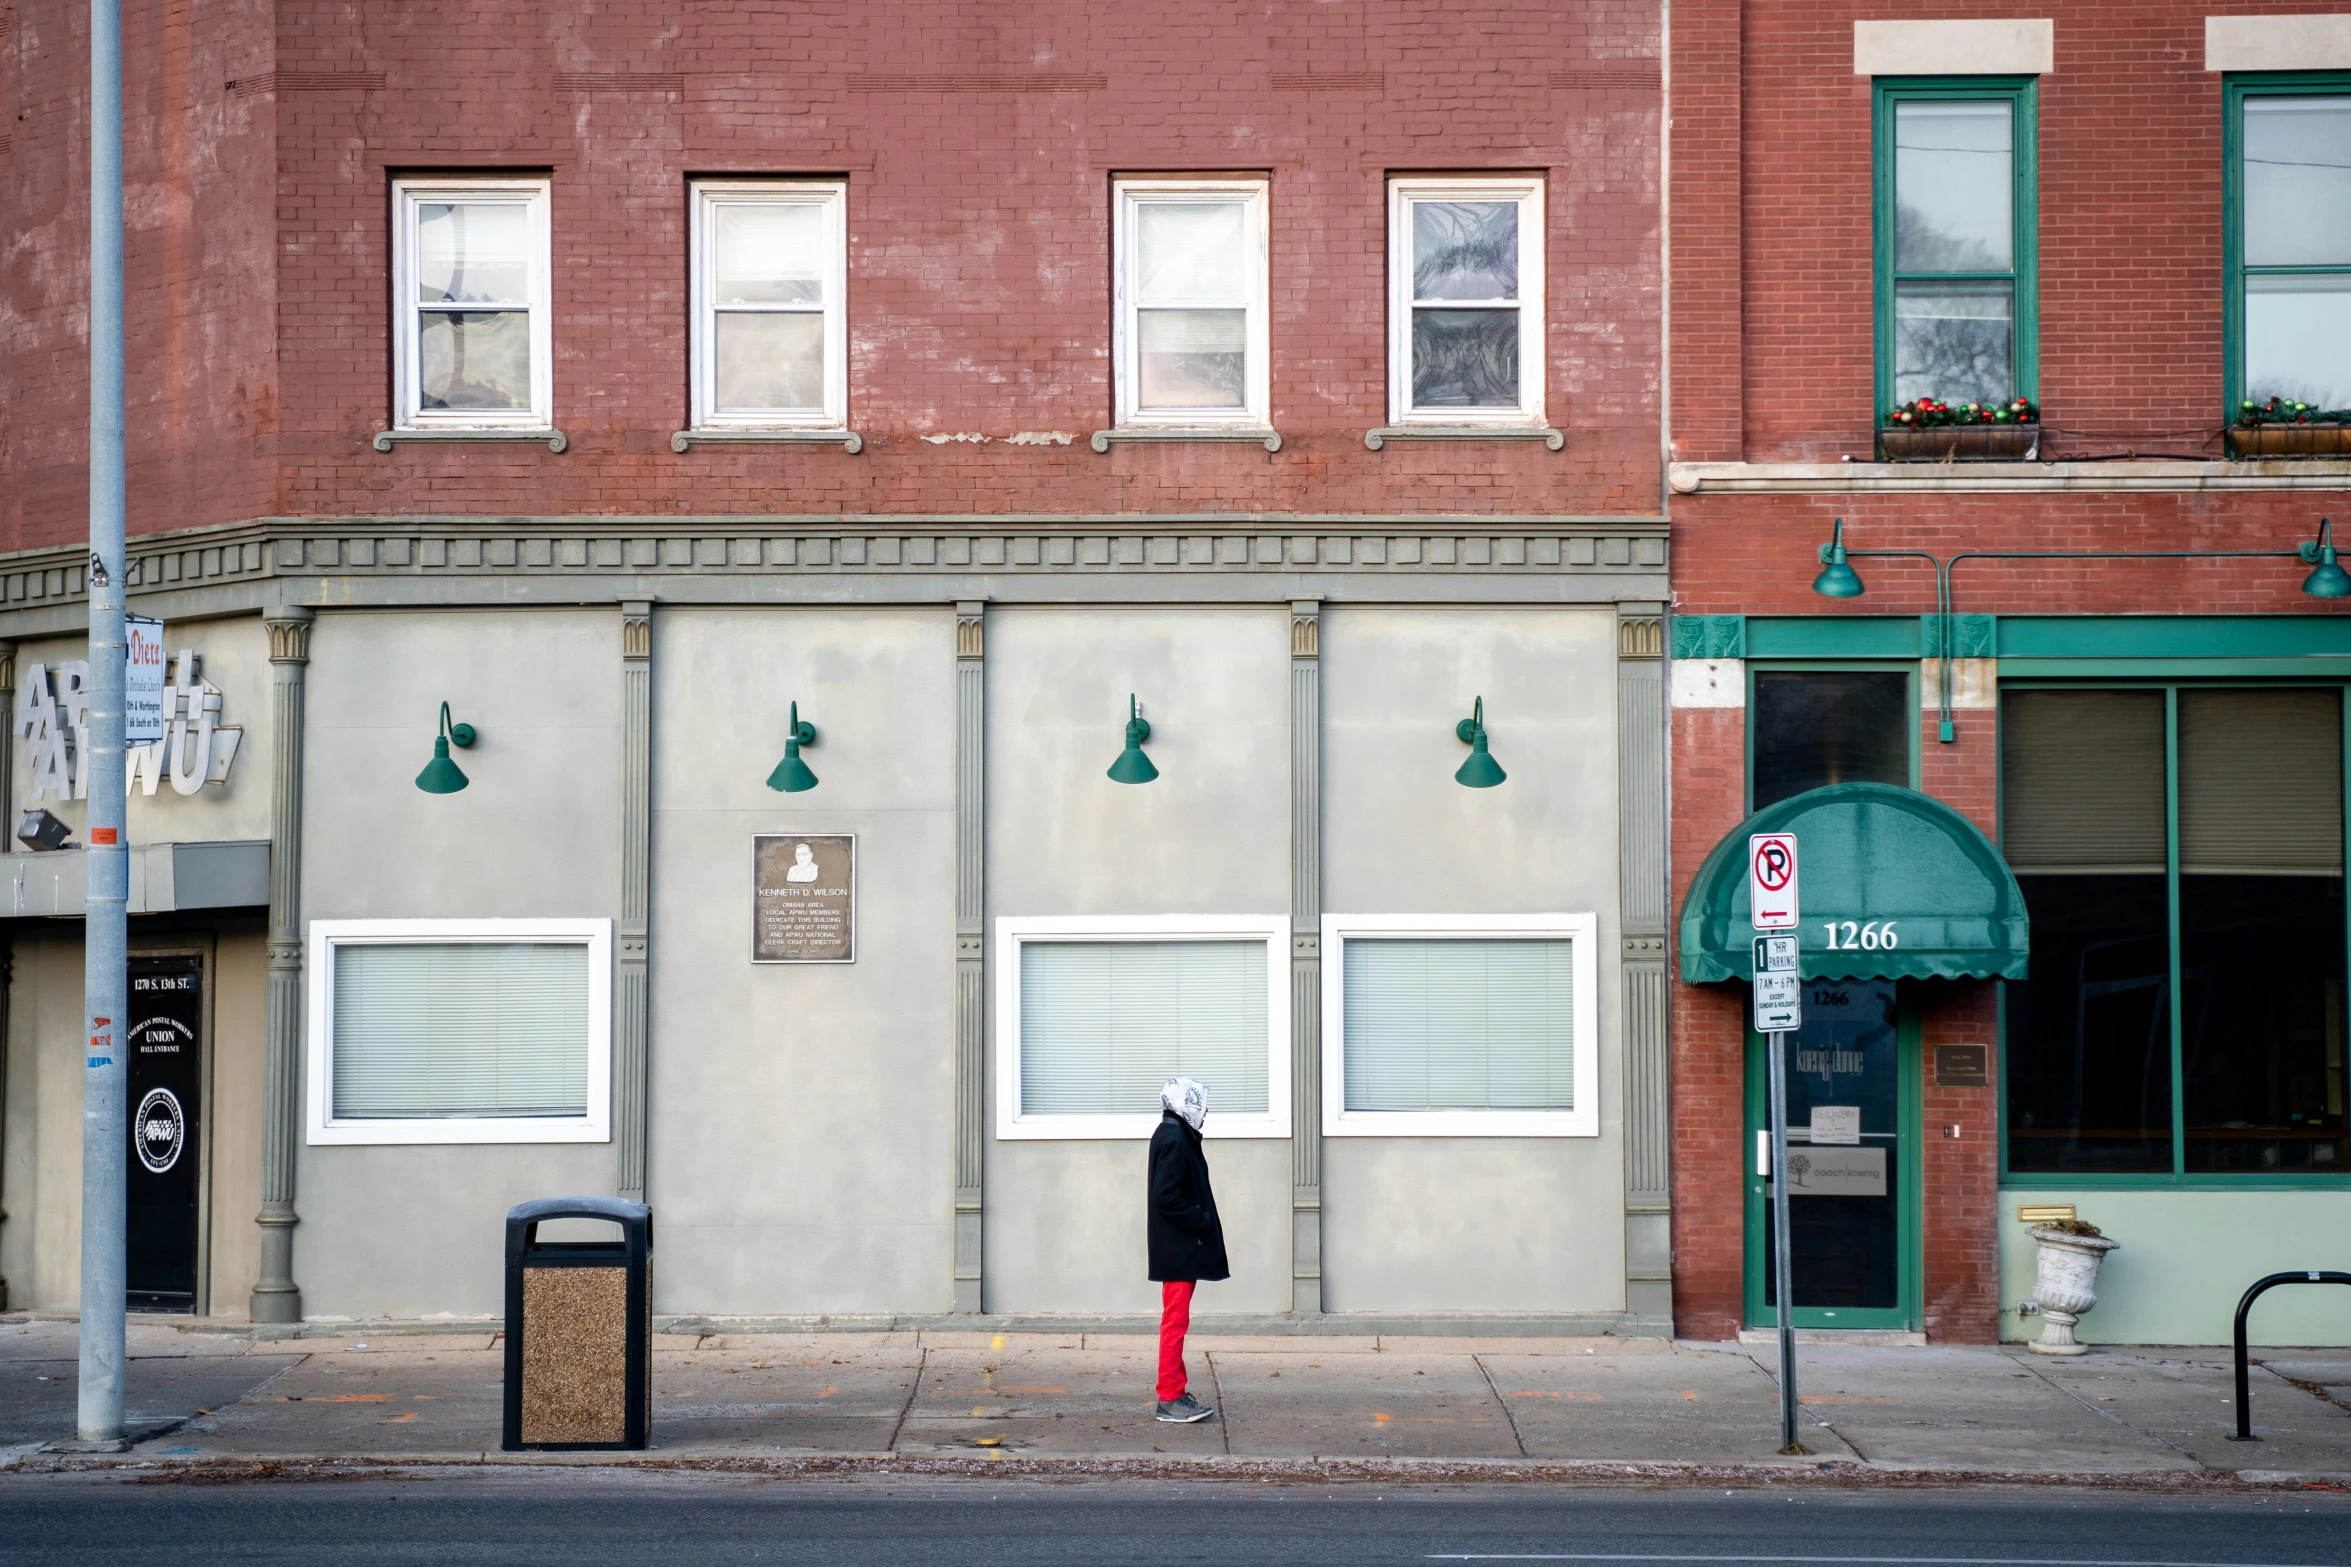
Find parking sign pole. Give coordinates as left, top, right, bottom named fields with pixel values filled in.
left=1767, top=1026, right=1797, bottom=1451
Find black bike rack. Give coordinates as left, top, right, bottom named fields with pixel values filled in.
left=2229, top=1270, right=2351, bottom=1441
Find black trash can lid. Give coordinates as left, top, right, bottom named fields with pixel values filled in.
left=508, top=1195, right=650, bottom=1227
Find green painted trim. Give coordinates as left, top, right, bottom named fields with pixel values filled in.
left=1743, top=999, right=1924, bottom=1332
left=2224, top=74, right=2351, bottom=419
left=1744, top=618, right=1922, bottom=659
left=1671, top=614, right=1746, bottom=660
left=2000, top=616, right=2351, bottom=660
left=1873, top=78, right=2039, bottom=422
left=2001, top=1176, right=2351, bottom=1192
left=2164, top=688, right=2187, bottom=1176
left=2000, top=659, right=2351, bottom=679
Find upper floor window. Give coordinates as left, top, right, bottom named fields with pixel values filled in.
left=1387, top=177, right=1546, bottom=427
left=391, top=178, right=552, bottom=432
left=2229, top=81, right=2351, bottom=416
left=690, top=181, right=848, bottom=431
left=1873, top=82, right=2036, bottom=413
left=1112, top=179, right=1270, bottom=430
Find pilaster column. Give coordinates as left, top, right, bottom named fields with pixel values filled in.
left=1617, top=607, right=1672, bottom=1330
left=252, top=608, right=312, bottom=1324
left=1289, top=602, right=1323, bottom=1313
left=616, top=603, right=652, bottom=1202
left=0, top=643, right=14, bottom=1311
left=952, top=602, right=986, bottom=1312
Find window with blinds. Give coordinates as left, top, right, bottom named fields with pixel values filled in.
left=331, top=942, right=590, bottom=1120
left=1341, top=938, right=1577, bottom=1112
left=2179, top=689, right=2344, bottom=876
left=1017, top=939, right=1269, bottom=1117
left=2000, top=689, right=2166, bottom=873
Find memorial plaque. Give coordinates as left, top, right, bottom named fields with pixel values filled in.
left=752, top=834, right=856, bottom=963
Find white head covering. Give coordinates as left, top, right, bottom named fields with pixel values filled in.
left=1161, top=1077, right=1208, bottom=1132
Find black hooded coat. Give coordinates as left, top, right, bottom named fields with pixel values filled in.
left=1146, top=1110, right=1230, bottom=1283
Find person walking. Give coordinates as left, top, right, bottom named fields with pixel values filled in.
left=1148, top=1076, right=1227, bottom=1423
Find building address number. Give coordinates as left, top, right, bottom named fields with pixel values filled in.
left=1820, top=920, right=1898, bottom=951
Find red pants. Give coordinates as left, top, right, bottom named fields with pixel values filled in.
left=1156, top=1279, right=1195, bottom=1401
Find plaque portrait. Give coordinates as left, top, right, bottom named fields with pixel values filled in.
left=752, top=834, right=857, bottom=963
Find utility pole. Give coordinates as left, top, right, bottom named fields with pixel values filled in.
left=78, top=0, right=129, bottom=1446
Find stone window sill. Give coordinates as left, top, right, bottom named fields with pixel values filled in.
left=670, top=428, right=864, bottom=453
left=1668, top=458, right=2351, bottom=494
left=374, top=427, right=568, bottom=453
left=1365, top=425, right=1565, bottom=451
left=1090, top=427, right=1283, bottom=453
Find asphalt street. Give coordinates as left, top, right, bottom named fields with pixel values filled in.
left=2, top=1473, right=2350, bottom=1566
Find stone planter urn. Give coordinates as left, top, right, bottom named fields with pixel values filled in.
left=2028, top=1225, right=2119, bottom=1355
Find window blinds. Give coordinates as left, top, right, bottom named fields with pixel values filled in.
left=1018, top=940, right=1269, bottom=1116
left=1342, top=938, right=1576, bottom=1112
left=2180, top=690, right=2344, bottom=876
left=332, top=942, right=590, bottom=1119
left=2000, top=690, right=2166, bottom=873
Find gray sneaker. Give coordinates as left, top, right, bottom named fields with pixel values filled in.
left=1155, top=1391, right=1216, bottom=1423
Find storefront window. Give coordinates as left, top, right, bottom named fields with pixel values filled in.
left=2002, top=687, right=2349, bottom=1179
left=1750, top=670, right=1911, bottom=811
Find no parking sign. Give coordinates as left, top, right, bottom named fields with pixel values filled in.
left=1748, top=832, right=1799, bottom=930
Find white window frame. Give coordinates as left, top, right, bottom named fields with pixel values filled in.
left=1321, top=912, right=1597, bottom=1138
left=306, top=918, right=612, bottom=1146
left=689, top=180, right=849, bottom=432
left=995, top=914, right=1290, bottom=1141
left=1386, top=176, right=1547, bottom=428
left=390, top=177, right=554, bottom=433
left=1111, top=178, right=1273, bottom=432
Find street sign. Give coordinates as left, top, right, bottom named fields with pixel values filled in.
left=1751, top=933, right=1802, bottom=1032
left=125, top=616, right=164, bottom=746
left=1749, top=832, right=1799, bottom=929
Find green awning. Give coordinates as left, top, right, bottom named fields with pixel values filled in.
left=1679, top=782, right=2029, bottom=984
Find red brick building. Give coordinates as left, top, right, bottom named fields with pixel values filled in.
left=0, top=3, right=1680, bottom=1331
left=1668, top=6, right=2351, bottom=1346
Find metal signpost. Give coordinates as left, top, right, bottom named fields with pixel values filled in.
left=79, top=0, right=131, bottom=1446
left=1749, top=833, right=1801, bottom=1453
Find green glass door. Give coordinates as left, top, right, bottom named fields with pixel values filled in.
left=1744, top=979, right=1923, bottom=1330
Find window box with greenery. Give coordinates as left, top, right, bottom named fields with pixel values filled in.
left=1879, top=396, right=2039, bottom=461
left=1874, top=80, right=2038, bottom=460
left=2228, top=397, right=2351, bottom=459
left=2226, top=77, right=2351, bottom=454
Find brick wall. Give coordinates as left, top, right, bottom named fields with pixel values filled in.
left=1, top=0, right=1666, bottom=546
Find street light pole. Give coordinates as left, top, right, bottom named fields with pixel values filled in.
left=78, top=0, right=129, bottom=1446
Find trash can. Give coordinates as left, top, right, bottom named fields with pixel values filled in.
left=501, top=1196, right=652, bottom=1452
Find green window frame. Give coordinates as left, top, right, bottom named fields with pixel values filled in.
left=2223, top=72, right=2351, bottom=420
left=1872, top=78, right=2039, bottom=421
left=1996, top=679, right=2351, bottom=1190
left=1743, top=661, right=1921, bottom=815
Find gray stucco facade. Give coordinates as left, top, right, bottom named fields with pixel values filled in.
left=0, top=516, right=1670, bottom=1330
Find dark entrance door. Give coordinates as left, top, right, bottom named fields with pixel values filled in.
left=127, top=955, right=203, bottom=1313
left=1744, top=979, right=1918, bottom=1330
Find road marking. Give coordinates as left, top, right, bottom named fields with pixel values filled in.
left=1429, top=1556, right=2350, bottom=1566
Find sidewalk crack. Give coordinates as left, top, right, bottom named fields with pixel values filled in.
left=885, top=1344, right=924, bottom=1452
left=1204, top=1352, right=1231, bottom=1455
left=2006, top=1350, right=2202, bottom=1467
left=1472, top=1353, right=1529, bottom=1458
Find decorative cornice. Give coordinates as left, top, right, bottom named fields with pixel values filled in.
left=1669, top=458, right=2351, bottom=495
left=0, top=515, right=1668, bottom=630
left=263, top=608, right=314, bottom=664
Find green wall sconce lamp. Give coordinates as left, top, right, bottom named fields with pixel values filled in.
left=1812, top=517, right=1865, bottom=598
left=767, top=702, right=819, bottom=792
left=1107, top=695, right=1158, bottom=784
left=1454, top=696, right=1506, bottom=788
left=414, top=702, right=476, bottom=794
left=2301, top=517, right=2349, bottom=599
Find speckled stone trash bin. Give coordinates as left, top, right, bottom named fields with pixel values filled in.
left=501, top=1196, right=653, bottom=1451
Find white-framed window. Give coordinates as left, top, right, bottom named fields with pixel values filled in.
left=390, top=178, right=554, bottom=431
left=1386, top=176, right=1546, bottom=427
left=690, top=180, right=849, bottom=431
left=1321, top=913, right=1597, bottom=1138
left=1112, top=179, right=1272, bottom=430
left=995, top=914, right=1289, bottom=1140
left=306, top=919, right=611, bottom=1146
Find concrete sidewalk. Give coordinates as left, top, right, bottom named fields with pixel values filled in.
left=3, top=1315, right=2347, bottom=1481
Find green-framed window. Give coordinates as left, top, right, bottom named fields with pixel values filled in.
left=1999, top=683, right=2350, bottom=1187
left=1873, top=79, right=2038, bottom=414
left=1745, top=663, right=1920, bottom=814
left=2225, top=74, right=2351, bottom=417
